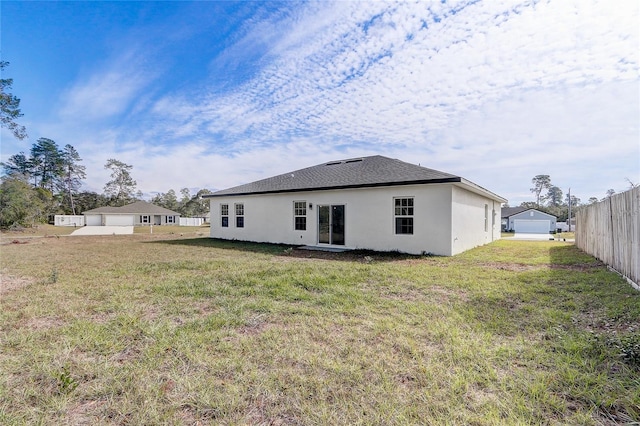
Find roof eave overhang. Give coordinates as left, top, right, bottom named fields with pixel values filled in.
left=454, top=179, right=507, bottom=204
left=202, top=177, right=464, bottom=198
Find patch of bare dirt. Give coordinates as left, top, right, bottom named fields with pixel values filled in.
left=282, top=248, right=416, bottom=263
left=67, top=399, right=107, bottom=425
left=479, top=261, right=604, bottom=272
left=23, top=316, right=67, bottom=330
left=572, top=311, right=639, bottom=335
left=479, top=262, right=543, bottom=272
left=0, top=271, right=36, bottom=294
left=549, top=262, right=605, bottom=271
left=237, top=314, right=271, bottom=336
left=429, top=285, right=470, bottom=302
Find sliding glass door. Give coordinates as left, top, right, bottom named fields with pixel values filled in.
left=318, top=205, right=345, bottom=245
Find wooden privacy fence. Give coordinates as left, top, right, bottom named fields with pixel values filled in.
left=576, top=186, right=639, bottom=288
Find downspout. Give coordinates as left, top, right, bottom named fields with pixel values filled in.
left=491, top=201, right=496, bottom=242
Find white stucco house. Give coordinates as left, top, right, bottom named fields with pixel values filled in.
left=83, top=201, right=180, bottom=226
left=204, top=156, right=506, bottom=256
left=501, top=206, right=557, bottom=233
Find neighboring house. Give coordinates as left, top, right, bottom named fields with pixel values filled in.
left=203, top=155, right=506, bottom=256
left=501, top=206, right=557, bottom=233
left=83, top=201, right=180, bottom=226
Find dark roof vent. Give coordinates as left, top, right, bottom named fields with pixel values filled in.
left=326, top=161, right=342, bottom=166
left=345, top=158, right=363, bottom=164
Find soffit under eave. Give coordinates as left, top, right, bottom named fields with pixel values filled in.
left=453, top=180, right=507, bottom=204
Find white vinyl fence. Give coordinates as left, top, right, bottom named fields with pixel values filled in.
left=54, top=215, right=85, bottom=227
left=575, top=187, right=639, bottom=289
left=179, top=217, right=204, bottom=226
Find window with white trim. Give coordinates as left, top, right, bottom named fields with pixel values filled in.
left=235, top=203, right=244, bottom=228
left=394, top=197, right=414, bottom=235
left=140, top=215, right=150, bottom=224
left=294, top=201, right=307, bottom=230
left=221, top=204, right=229, bottom=227
left=166, top=215, right=175, bottom=224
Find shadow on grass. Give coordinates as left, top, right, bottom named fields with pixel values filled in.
left=462, top=243, right=640, bottom=421
left=145, top=237, right=421, bottom=263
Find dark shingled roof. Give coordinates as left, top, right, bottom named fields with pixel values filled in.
left=83, top=200, right=180, bottom=216
left=501, top=206, right=529, bottom=218
left=205, top=155, right=504, bottom=201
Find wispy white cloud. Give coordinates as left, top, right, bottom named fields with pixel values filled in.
left=150, top=0, right=637, bottom=152
left=58, top=48, right=158, bottom=121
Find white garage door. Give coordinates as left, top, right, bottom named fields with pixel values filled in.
left=85, top=215, right=102, bottom=226
left=104, top=215, right=135, bottom=226
left=514, top=219, right=550, bottom=234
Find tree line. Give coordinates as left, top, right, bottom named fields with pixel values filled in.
left=516, top=174, right=635, bottom=221
left=0, top=139, right=210, bottom=228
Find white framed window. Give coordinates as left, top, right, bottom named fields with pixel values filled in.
left=221, top=204, right=229, bottom=227
left=166, top=215, right=175, bottom=224
left=140, top=215, right=150, bottom=224
left=235, top=203, right=244, bottom=228
left=294, top=201, right=307, bottom=231
left=394, top=197, right=414, bottom=235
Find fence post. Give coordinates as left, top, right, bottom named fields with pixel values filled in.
left=609, top=196, right=615, bottom=266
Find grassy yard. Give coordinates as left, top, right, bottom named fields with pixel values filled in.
left=1, top=234, right=638, bottom=425
left=0, top=224, right=210, bottom=239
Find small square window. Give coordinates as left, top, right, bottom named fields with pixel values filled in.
left=295, top=217, right=306, bottom=231
left=395, top=217, right=414, bottom=234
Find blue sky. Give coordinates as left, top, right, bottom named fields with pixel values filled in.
left=1, top=0, right=638, bottom=205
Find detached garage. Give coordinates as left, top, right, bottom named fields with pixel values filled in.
left=502, top=207, right=557, bottom=234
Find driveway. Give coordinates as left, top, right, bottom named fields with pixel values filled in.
left=511, top=233, right=555, bottom=240
left=71, top=226, right=134, bottom=236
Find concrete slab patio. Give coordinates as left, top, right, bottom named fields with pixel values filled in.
left=71, top=226, right=134, bottom=236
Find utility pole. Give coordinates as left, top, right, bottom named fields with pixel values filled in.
left=568, top=187, right=572, bottom=232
